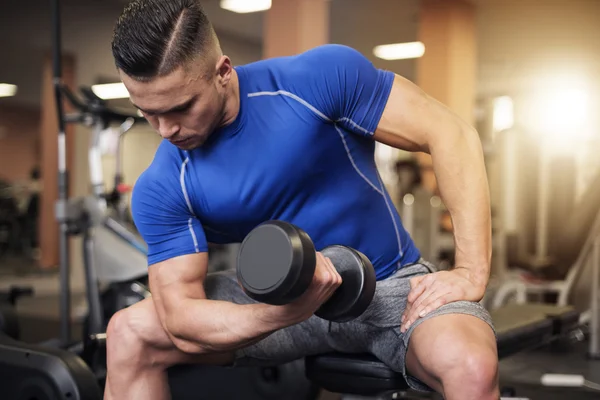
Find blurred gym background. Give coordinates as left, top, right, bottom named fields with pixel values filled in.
left=1, top=0, right=599, bottom=398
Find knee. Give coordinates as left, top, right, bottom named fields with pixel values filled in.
left=442, top=344, right=498, bottom=395
left=457, top=347, right=498, bottom=389
left=106, top=308, right=151, bottom=367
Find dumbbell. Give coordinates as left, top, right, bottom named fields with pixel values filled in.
left=236, top=220, right=376, bottom=322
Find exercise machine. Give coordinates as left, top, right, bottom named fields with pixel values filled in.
left=0, top=284, right=103, bottom=400
left=57, top=84, right=150, bottom=335
left=0, top=286, right=33, bottom=340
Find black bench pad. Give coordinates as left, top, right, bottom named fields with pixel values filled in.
left=305, top=352, right=409, bottom=396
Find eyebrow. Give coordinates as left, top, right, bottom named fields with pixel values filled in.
left=132, top=96, right=196, bottom=115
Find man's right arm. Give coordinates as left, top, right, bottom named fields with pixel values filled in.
left=149, top=251, right=342, bottom=354
left=149, top=252, right=309, bottom=354
left=132, top=149, right=341, bottom=355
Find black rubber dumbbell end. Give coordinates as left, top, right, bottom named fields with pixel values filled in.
left=315, top=245, right=376, bottom=323
left=237, top=221, right=316, bottom=305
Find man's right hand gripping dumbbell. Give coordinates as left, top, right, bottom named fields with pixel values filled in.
left=237, top=220, right=377, bottom=323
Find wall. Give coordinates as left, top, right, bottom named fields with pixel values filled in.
left=476, top=0, right=600, bottom=308
left=330, top=0, right=419, bottom=82
left=0, top=103, right=40, bottom=183
left=477, top=0, right=600, bottom=99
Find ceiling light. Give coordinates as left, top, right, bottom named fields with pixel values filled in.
left=373, top=42, right=425, bottom=61
left=0, top=83, right=18, bottom=98
left=220, top=0, right=271, bottom=13
left=91, top=83, right=130, bottom=100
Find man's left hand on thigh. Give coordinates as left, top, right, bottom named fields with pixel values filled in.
left=401, top=268, right=485, bottom=333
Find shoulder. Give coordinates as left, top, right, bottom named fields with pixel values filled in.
left=240, top=45, right=370, bottom=84
left=136, top=141, right=183, bottom=186
left=254, top=44, right=367, bottom=71
left=131, top=141, right=189, bottom=212
left=296, top=44, right=368, bottom=64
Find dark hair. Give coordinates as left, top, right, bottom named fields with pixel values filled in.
left=112, top=0, right=216, bottom=80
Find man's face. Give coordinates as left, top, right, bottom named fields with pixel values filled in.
left=121, top=59, right=228, bottom=150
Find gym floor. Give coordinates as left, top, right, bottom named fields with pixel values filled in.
left=2, top=257, right=600, bottom=400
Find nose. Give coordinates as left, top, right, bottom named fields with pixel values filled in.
left=157, top=116, right=180, bottom=139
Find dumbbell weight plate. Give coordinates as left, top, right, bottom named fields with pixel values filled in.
left=237, top=221, right=316, bottom=305
left=316, top=245, right=376, bottom=323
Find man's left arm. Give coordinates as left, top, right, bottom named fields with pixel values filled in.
left=292, top=45, right=490, bottom=323
left=373, top=74, right=491, bottom=332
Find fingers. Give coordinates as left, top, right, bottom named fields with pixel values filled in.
left=401, top=274, right=442, bottom=333
left=316, top=253, right=339, bottom=283
left=401, top=275, right=432, bottom=323
left=401, top=286, right=454, bottom=333
left=407, top=275, right=430, bottom=303
left=401, top=290, right=430, bottom=333
left=331, top=258, right=342, bottom=286
left=411, top=280, right=439, bottom=312
left=417, top=292, right=451, bottom=318
left=314, top=253, right=342, bottom=301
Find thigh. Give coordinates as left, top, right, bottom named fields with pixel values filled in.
left=329, top=261, right=496, bottom=393
left=204, top=270, right=335, bottom=367
left=326, top=263, right=430, bottom=357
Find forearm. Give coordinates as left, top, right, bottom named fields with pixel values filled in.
left=430, top=124, right=491, bottom=289
left=168, top=298, right=301, bottom=354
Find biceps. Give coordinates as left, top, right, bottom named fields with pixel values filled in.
left=148, top=253, right=209, bottom=330
left=373, top=74, right=464, bottom=153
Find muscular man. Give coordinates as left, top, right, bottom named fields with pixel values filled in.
left=105, top=1, right=498, bottom=399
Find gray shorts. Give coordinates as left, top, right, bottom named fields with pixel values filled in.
left=203, top=260, right=495, bottom=392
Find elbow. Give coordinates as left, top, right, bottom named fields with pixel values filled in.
left=439, top=123, right=483, bottom=154
left=173, top=338, right=208, bottom=355
left=462, top=126, right=486, bottom=159
left=164, top=311, right=209, bottom=355
left=455, top=118, right=481, bottom=143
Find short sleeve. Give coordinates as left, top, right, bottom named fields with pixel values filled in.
left=290, top=44, right=395, bottom=137
left=131, top=165, right=208, bottom=266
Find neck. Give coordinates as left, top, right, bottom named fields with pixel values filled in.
left=219, top=69, right=240, bottom=128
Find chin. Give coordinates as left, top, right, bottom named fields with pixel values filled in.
left=177, top=136, right=209, bottom=150
left=176, top=141, right=199, bottom=151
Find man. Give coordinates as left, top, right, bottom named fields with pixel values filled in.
left=106, top=1, right=499, bottom=399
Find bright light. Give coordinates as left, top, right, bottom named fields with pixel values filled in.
left=220, top=0, right=271, bottom=13
left=91, top=83, right=130, bottom=100
left=373, top=42, right=425, bottom=61
left=493, top=96, right=514, bottom=132
left=0, top=83, right=18, bottom=98
left=539, top=88, right=588, bottom=134
left=531, top=77, right=593, bottom=154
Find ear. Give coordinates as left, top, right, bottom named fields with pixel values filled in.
left=215, top=55, right=233, bottom=86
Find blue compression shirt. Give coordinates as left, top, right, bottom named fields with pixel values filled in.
left=132, top=44, right=421, bottom=280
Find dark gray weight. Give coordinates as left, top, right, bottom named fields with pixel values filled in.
left=237, top=221, right=316, bottom=305
left=315, top=245, right=376, bottom=322
left=237, top=221, right=376, bottom=322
